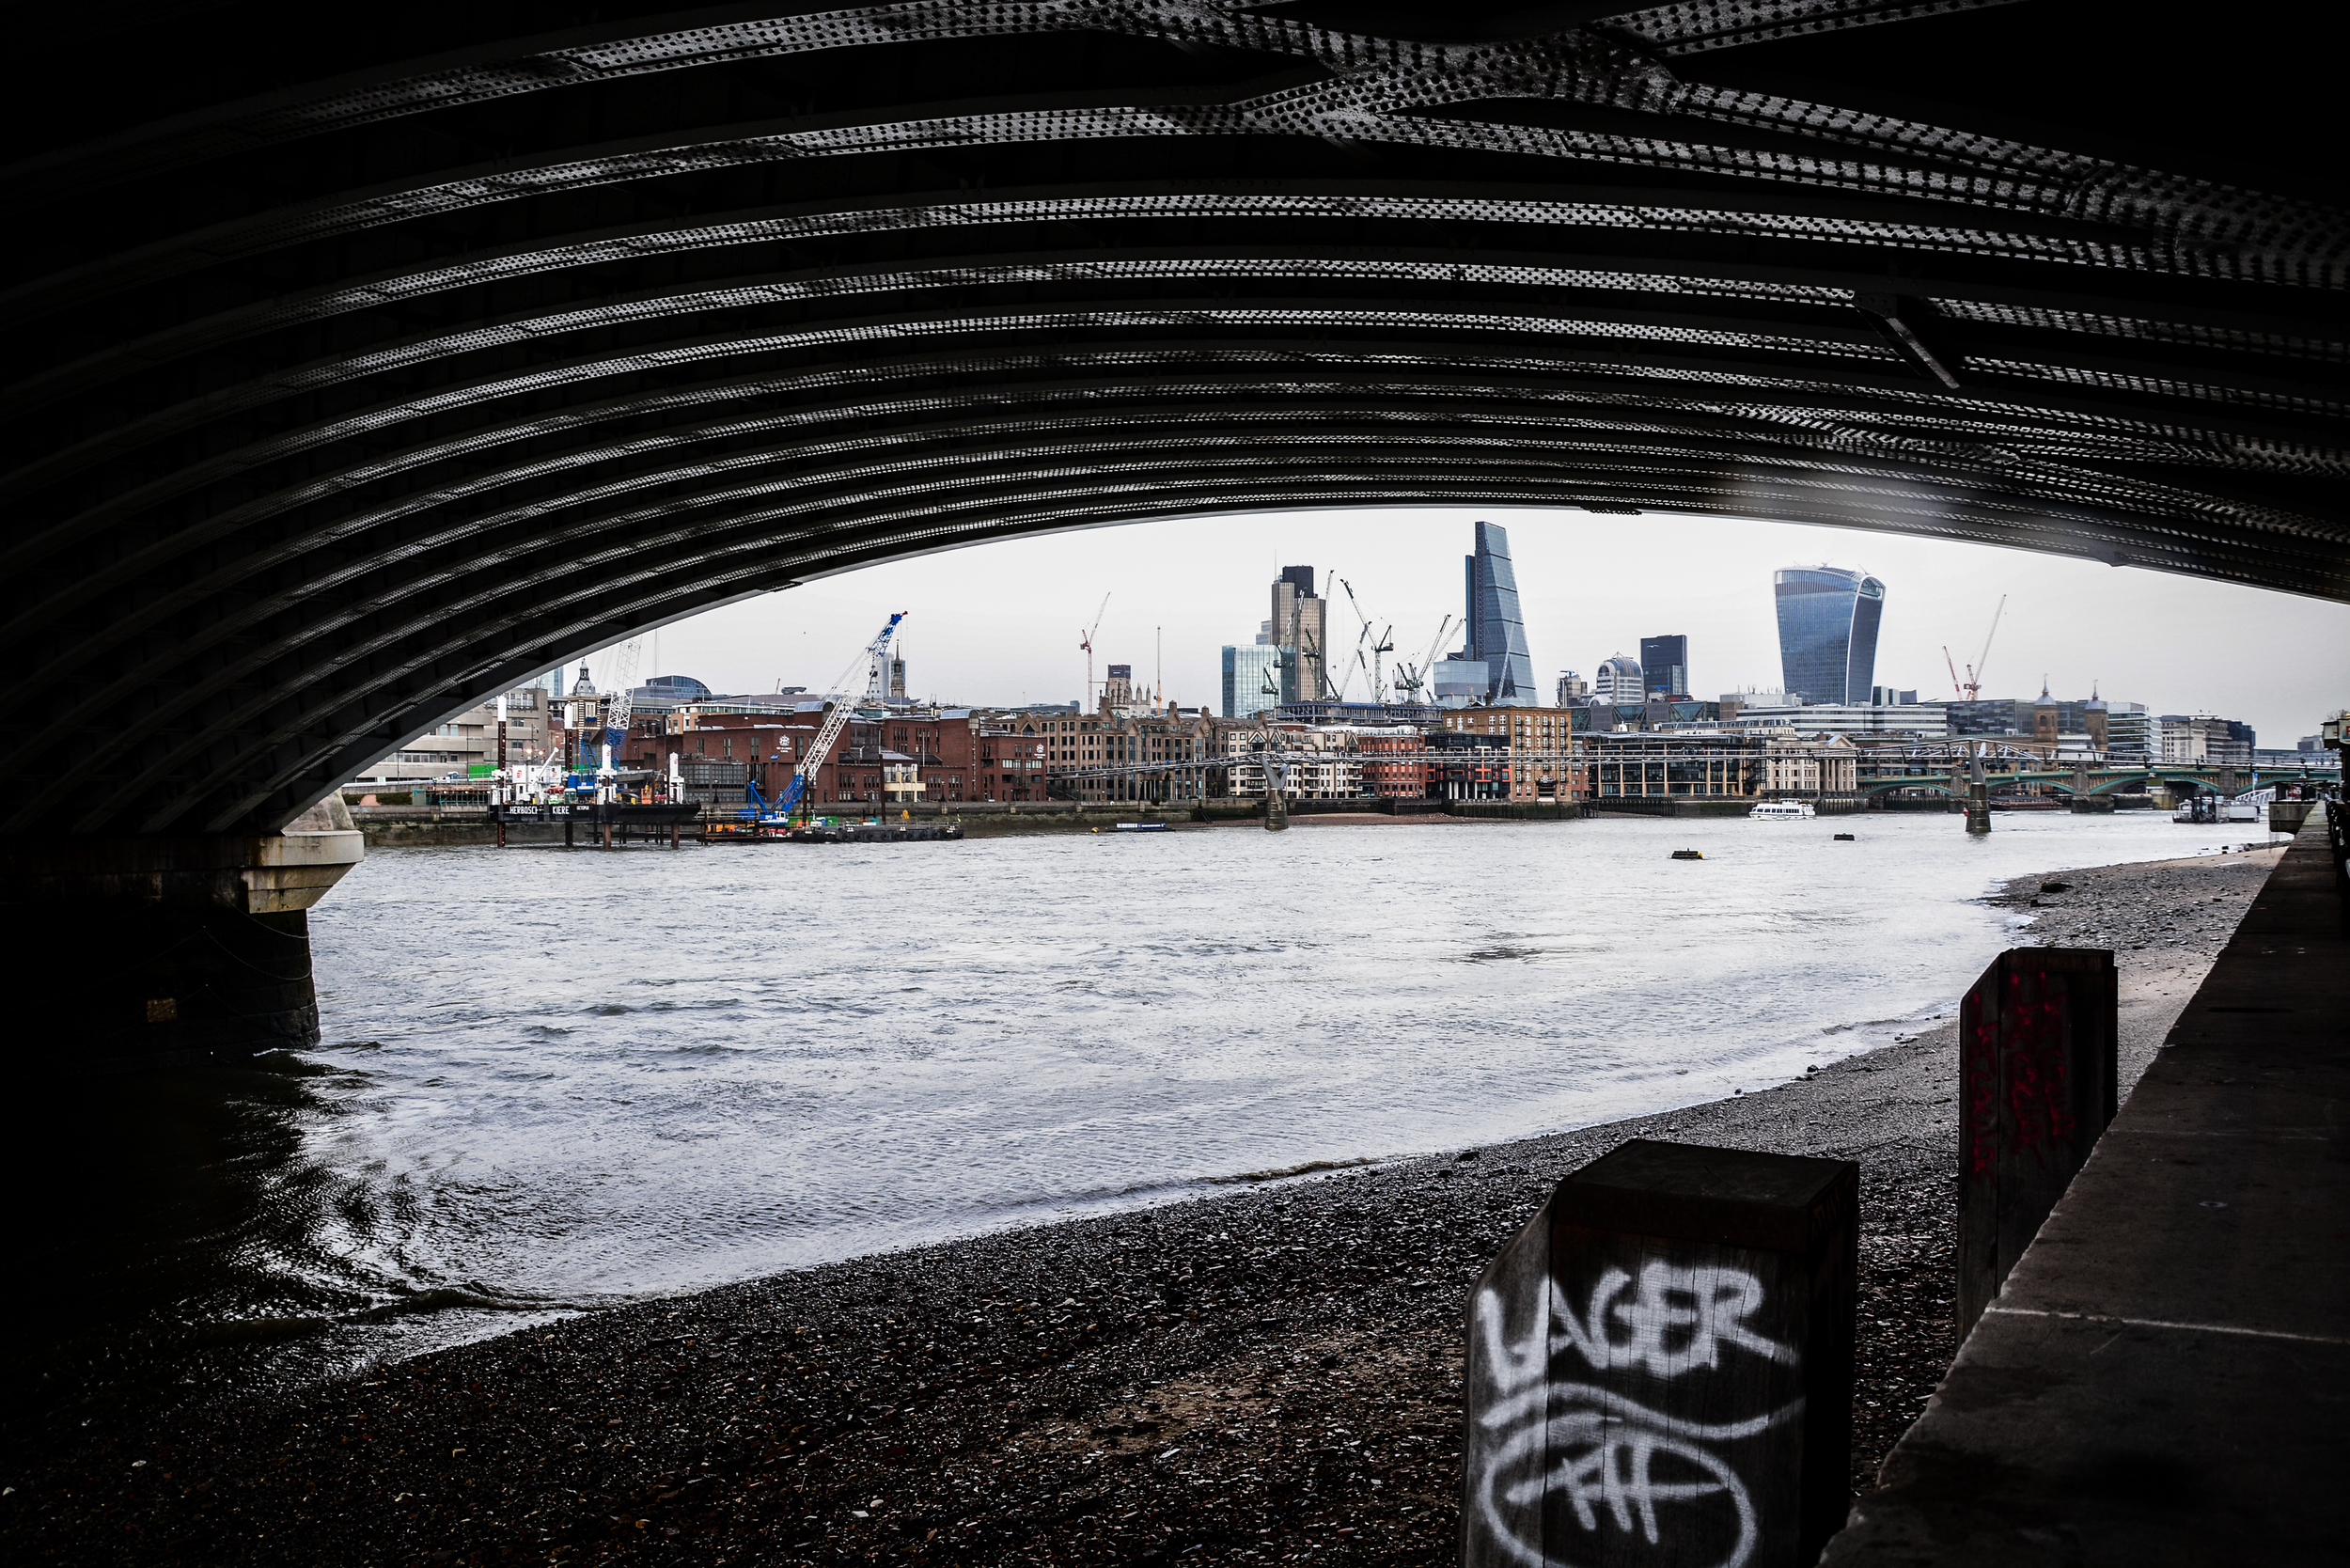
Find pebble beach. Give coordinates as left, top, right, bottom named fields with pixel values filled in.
left=0, top=841, right=2284, bottom=1567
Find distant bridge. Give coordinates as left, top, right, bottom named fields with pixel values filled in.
left=1860, top=764, right=2338, bottom=801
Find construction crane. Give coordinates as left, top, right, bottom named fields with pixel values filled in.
left=1941, top=645, right=1965, bottom=698
left=773, top=612, right=908, bottom=821
left=1079, top=591, right=1110, bottom=711
left=1336, top=577, right=1397, bottom=705
left=1391, top=613, right=1454, bottom=703
left=594, top=637, right=646, bottom=778
left=1959, top=594, right=2007, bottom=700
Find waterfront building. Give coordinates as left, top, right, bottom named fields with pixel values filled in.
left=1638, top=635, right=1690, bottom=698
left=1728, top=701, right=1949, bottom=740
left=1440, top=706, right=1582, bottom=800
left=1220, top=722, right=1361, bottom=800
left=1585, top=729, right=1857, bottom=800
left=1587, top=733, right=1762, bottom=800
left=1426, top=730, right=1511, bottom=801
left=1355, top=729, right=1428, bottom=798
left=1453, top=521, right=1538, bottom=705
left=1592, top=654, right=1643, bottom=706
left=2157, top=714, right=2255, bottom=766
left=1774, top=566, right=1885, bottom=704
left=1221, top=643, right=1292, bottom=718
left=972, top=717, right=1050, bottom=802
left=1271, top=566, right=1331, bottom=704
left=357, top=683, right=556, bottom=784
left=2100, top=701, right=2152, bottom=760
left=1037, top=705, right=1218, bottom=805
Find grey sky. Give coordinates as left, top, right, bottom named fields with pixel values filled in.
left=599, top=508, right=2348, bottom=749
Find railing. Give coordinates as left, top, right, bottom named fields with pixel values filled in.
left=2327, top=800, right=2348, bottom=910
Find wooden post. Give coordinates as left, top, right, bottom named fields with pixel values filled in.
left=1957, top=948, right=2118, bottom=1335
left=1463, top=1139, right=1856, bottom=1568
left=563, top=810, right=574, bottom=849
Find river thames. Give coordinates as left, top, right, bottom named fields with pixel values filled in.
left=6, top=808, right=2248, bottom=1422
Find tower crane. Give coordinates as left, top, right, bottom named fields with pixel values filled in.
left=1392, top=613, right=1454, bottom=702
left=1079, top=592, right=1110, bottom=711
left=1961, top=594, right=2007, bottom=700
left=772, top=612, right=907, bottom=821
left=1941, top=645, right=1965, bottom=698
left=1336, top=577, right=1397, bottom=705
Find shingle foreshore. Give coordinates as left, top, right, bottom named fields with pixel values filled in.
left=0, top=844, right=2282, bottom=1566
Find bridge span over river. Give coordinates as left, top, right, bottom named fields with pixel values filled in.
left=1862, top=763, right=2339, bottom=801
left=0, top=8, right=2343, bottom=1559
left=0, top=4, right=2342, bottom=1049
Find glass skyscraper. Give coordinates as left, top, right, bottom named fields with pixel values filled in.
left=1464, top=520, right=1537, bottom=705
left=1774, top=567, right=1885, bottom=705
left=1221, top=644, right=1292, bottom=718
left=1638, top=634, right=1689, bottom=698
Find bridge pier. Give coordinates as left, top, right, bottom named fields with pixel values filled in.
left=0, top=797, right=364, bottom=1074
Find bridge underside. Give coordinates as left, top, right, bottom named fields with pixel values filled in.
left=4, top=0, right=2345, bottom=838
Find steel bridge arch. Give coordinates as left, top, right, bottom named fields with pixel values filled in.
left=4, top=0, right=2345, bottom=838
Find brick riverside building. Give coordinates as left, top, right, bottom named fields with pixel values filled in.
left=1348, top=728, right=1427, bottom=798
left=1035, top=705, right=1219, bottom=804
left=971, top=716, right=1050, bottom=802
left=1425, top=730, right=1510, bottom=800
left=1439, top=706, right=1586, bottom=800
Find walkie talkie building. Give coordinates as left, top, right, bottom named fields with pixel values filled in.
left=1775, top=568, right=1886, bottom=706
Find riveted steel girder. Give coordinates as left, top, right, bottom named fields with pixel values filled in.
left=1, top=0, right=2343, bottom=835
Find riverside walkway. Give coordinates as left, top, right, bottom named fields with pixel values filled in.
left=1822, top=808, right=2348, bottom=1564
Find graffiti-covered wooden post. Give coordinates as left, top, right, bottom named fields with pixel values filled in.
left=1957, top=947, right=2118, bottom=1334
left=1463, top=1139, right=1857, bottom=1568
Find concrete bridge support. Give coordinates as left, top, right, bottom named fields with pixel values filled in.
left=0, top=797, right=364, bottom=1074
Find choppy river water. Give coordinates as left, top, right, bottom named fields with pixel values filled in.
left=7, top=808, right=2251, bottom=1429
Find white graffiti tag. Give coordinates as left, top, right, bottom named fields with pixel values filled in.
left=1469, top=1264, right=1802, bottom=1568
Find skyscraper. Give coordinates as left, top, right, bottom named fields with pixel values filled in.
left=1270, top=566, right=1329, bottom=702
left=1774, top=567, right=1885, bottom=705
left=1592, top=654, right=1643, bottom=707
left=1221, top=644, right=1292, bottom=718
left=1637, top=635, right=1689, bottom=698
left=1460, top=521, right=1536, bottom=705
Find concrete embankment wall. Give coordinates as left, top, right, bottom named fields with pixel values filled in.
left=346, top=796, right=1592, bottom=845
left=1818, top=808, right=2347, bottom=1565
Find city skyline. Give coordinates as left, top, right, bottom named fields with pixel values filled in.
left=573, top=508, right=2347, bottom=748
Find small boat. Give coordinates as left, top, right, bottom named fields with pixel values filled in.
left=1748, top=800, right=1815, bottom=821
left=1834, top=832, right=1856, bottom=840
left=1670, top=849, right=1704, bottom=860
left=1112, top=822, right=1170, bottom=832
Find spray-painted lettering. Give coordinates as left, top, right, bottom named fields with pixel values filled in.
left=1470, top=1263, right=1801, bottom=1568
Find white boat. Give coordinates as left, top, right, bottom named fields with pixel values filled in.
left=1748, top=800, right=1816, bottom=821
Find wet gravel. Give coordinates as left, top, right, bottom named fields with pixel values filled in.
left=0, top=846, right=2281, bottom=1567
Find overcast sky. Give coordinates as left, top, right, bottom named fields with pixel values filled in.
left=591, top=507, right=2347, bottom=749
